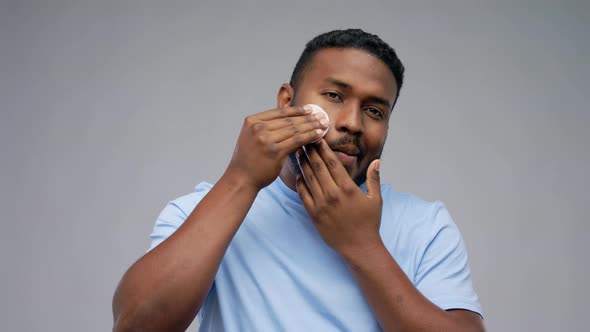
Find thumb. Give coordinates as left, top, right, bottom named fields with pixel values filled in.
left=366, top=159, right=382, bottom=200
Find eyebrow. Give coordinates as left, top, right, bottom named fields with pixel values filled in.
left=326, top=78, right=351, bottom=90
left=325, top=78, right=392, bottom=110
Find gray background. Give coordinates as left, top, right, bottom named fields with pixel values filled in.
left=1, top=0, right=588, bottom=331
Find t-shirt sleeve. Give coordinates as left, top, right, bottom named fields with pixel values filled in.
left=414, top=201, right=483, bottom=317
left=148, top=201, right=188, bottom=251
left=148, top=182, right=213, bottom=252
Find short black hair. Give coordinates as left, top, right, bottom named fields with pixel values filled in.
left=290, top=29, right=405, bottom=108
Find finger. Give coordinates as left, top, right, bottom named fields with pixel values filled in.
left=296, top=149, right=324, bottom=202
left=265, top=111, right=328, bottom=132
left=276, top=129, right=325, bottom=155
left=315, top=139, right=351, bottom=187
left=255, top=106, right=311, bottom=121
left=296, top=175, right=316, bottom=214
left=366, top=159, right=382, bottom=201
left=267, top=116, right=328, bottom=143
left=303, top=144, right=341, bottom=196
left=263, top=113, right=314, bottom=131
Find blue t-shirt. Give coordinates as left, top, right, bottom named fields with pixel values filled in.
left=149, top=178, right=482, bottom=331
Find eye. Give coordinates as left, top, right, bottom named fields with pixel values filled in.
left=366, top=107, right=384, bottom=120
left=323, top=92, right=342, bottom=102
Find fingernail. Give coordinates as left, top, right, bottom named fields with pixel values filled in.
left=319, top=117, right=329, bottom=126
left=298, top=106, right=310, bottom=114
left=303, top=105, right=313, bottom=112
left=376, top=160, right=381, bottom=172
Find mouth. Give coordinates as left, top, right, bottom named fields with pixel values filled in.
left=331, top=145, right=360, bottom=169
left=334, top=151, right=357, bottom=169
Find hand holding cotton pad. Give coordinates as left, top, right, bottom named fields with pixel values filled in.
left=305, top=104, right=329, bottom=143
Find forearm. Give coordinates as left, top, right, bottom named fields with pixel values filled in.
left=343, top=242, right=483, bottom=332
left=113, top=169, right=259, bottom=332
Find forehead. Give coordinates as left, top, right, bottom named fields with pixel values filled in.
left=301, top=48, right=398, bottom=103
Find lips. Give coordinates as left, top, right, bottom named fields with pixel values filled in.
left=331, top=145, right=360, bottom=169
left=331, top=145, right=360, bottom=156
left=334, top=151, right=357, bottom=168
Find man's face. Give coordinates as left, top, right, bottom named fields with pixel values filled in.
left=288, top=48, right=398, bottom=185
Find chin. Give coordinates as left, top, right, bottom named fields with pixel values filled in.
left=351, top=162, right=369, bottom=186
left=288, top=151, right=367, bottom=186
left=353, top=172, right=367, bottom=186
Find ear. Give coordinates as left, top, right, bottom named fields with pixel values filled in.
left=277, top=83, right=294, bottom=108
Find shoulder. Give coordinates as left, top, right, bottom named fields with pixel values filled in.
left=378, top=184, right=459, bottom=252
left=148, top=182, right=214, bottom=251
left=380, top=184, right=449, bottom=227
left=166, top=181, right=214, bottom=216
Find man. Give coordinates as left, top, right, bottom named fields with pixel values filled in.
left=113, top=29, right=484, bottom=331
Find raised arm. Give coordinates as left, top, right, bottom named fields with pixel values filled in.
left=112, top=106, right=328, bottom=332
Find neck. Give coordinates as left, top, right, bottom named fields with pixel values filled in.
left=278, top=164, right=298, bottom=192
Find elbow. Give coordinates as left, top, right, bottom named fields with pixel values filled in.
left=112, top=303, right=144, bottom=332
left=113, top=308, right=155, bottom=332
left=112, top=313, right=134, bottom=332
left=112, top=277, right=149, bottom=331
left=113, top=298, right=187, bottom=332
left=112, top=293, right=148, bottom=332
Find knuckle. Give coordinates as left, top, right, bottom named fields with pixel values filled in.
left=324, top=191, right=339, bottom=204
left=265, top=143, right=280, bottom=155
left=290, top=125, right=300, bottom=134
left=244, top=115, right=255, bottom=126
left=255, top=122, right=266, bottom=131
left=283, top=117, right=294, bottom=125
left=250, top=121, right=266, bottom=134
left=342, top=183, right=356, bottom=194
left=311, top=161, right=323, bottom=172
left=293, top=134, right=304, bottom=146
left=326, top=158, right=338, bottom=169
left=315, top=204, right=328, bottom=217
left=255, top=133, right=268, bottom=144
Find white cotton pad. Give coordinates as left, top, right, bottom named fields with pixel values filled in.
left=306, top=104, right=329, bottom=142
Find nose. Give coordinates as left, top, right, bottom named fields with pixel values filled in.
left=334, top=103, right=363, bottom=135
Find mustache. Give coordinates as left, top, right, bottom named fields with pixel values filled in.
left=328, top=136, right=365, bottom=161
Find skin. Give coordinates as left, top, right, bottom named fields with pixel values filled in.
left=112, top=48, right=485, bottom=332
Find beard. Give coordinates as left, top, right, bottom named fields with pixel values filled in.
left=286, top=96, right=382, bottom=187
left=287, top=145, right=381, bottom=187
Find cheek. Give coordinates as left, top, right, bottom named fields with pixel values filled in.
left=366, top=130, right=388, bottom=156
